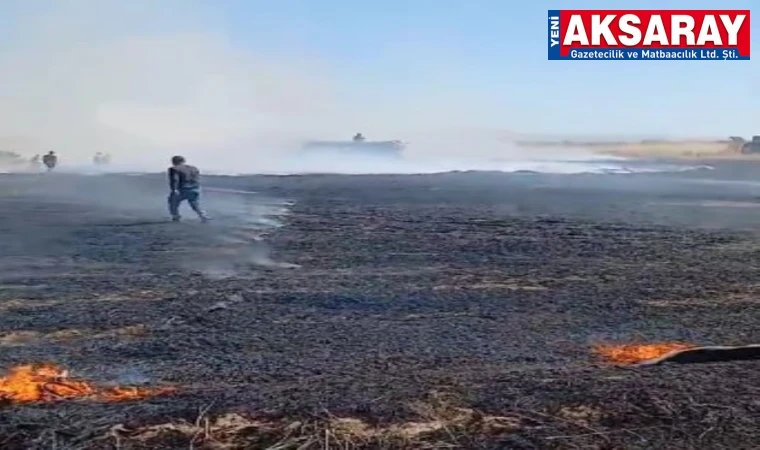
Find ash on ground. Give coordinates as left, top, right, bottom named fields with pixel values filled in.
left=0, top=166, right=758, bottom=449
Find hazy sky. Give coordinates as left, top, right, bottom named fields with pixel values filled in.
left=0, top=0, right=757, bottom=162
left=213, top=0, right=759, bottom=138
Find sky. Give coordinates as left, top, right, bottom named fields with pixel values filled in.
left=0, top=0, right=756, bottom=165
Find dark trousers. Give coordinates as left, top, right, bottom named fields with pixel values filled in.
left=168, top=189, right=206, bottom=219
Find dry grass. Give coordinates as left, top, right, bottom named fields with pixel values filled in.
left=432, top=275, right=547, bottom=292
left=644, top=294, right=760, bottom=308
left=432, top=283, right=547, bottom=292
left=0, top=325, right=148, bottom=347
left=556, top=405, right=605, bottom=427
left=100, top=394, right=527, bottom=450
left=0, top=290, right=165, bottom=313
left=595, top=141, right=735, bottom=158
left=518, top=139, right=744, bottom=159
left=650, top=200, right=760, bottom=209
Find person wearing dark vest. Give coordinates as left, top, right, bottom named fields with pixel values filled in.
left=168, top=155, right=209, bottom=222
left=42, top=151, right=57, bottom=172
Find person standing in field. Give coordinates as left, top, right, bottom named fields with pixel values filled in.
left=42, top=151, right=57, bottom=172
left=168, top=155, right=209, bottom=222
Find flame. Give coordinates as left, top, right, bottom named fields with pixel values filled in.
left=101, top=386, right=176, bottom=402
left=0, top=364, right=175, bottom=403
left=593, top=342, right=695, bottom=364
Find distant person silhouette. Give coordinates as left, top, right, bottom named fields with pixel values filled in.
left=42, top=151, right=57, bottom=172
left=167, top=155, right=209, bottom=222
left=93, top=152, right=111, bottom=166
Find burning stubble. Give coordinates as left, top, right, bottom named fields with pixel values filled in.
left=0, top=363, right=175, bottom=403
left=593, top=342, right=696, bottom=364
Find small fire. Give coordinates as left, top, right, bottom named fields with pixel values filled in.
left=0, top=364, right=175, bottom=403
left=101, top=386, right=174, bottom=402
left=593, top=342, right=695, bottom=364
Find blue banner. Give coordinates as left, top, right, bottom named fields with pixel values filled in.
left=548, top=10, right=561, bottom=60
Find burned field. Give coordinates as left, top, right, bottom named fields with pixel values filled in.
left=0, top=170, right=759, bottom=449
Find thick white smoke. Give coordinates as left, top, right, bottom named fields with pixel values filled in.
left=0, top=0, right=356, bottom=169
left=0, top=0, right=710, bottom=176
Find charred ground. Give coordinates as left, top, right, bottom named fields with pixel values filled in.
left=0, top=166, right=759, bottom=449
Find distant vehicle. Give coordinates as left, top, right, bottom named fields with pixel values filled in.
left=740, top=136, right=760, bottom=154
left=93, top=152, right=112, bottom=165
left=301, top=134, right=406, bottom=159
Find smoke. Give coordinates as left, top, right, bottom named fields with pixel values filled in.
left=0, top=1, right=670, bottom=279
left=4, top=170, right=297, bottom=277
left=0, top=0, right=358, bottom=169
left=5, top=0, right=720, bottom=180
left=0, top=0, right=607, bottom=175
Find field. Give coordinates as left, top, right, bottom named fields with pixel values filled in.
left=0, top=168, right=759, bottom=449
left=517, top=139, right=751, bottom=159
